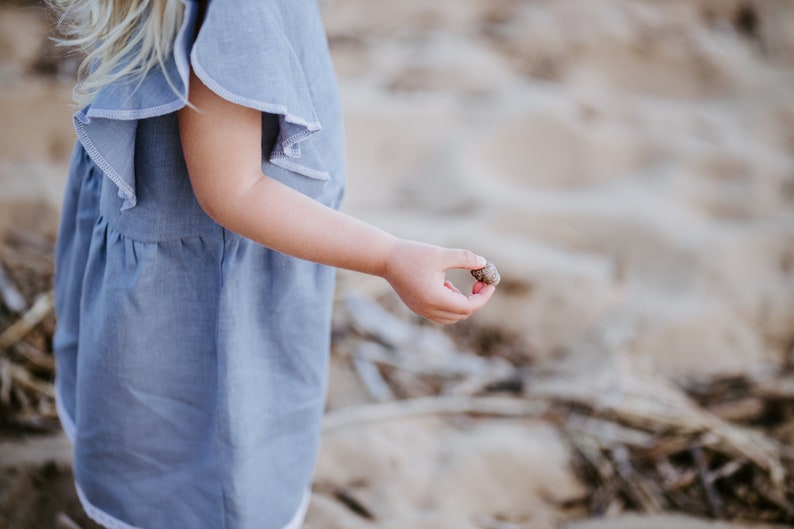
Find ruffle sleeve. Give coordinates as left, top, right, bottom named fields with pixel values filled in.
left=74, top=0, right=332, bottom=210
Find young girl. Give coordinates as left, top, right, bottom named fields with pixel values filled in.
left=50, top=0, right=495, bottom=527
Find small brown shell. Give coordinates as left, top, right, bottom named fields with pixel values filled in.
left=471, top=262, right=500, bottom=286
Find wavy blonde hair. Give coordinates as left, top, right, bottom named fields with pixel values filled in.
left=48, top=0, right=185, bottom=106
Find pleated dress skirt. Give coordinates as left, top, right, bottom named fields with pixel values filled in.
left=53, top=111, right=341, bottom=529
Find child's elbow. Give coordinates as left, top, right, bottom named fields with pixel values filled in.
left=188, top=168, right=263, bottom=233
left=194, top=192, right=224, bottom=226
left=188, top=175, right=231, bottom=227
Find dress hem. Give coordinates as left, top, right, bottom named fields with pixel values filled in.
left=55, top=384, right=76, bottom=443
left=73, top=485, right=312, bottom=529
left=56, top=386, right=313, bottom=529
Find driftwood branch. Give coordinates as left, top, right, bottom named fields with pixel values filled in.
left=352, top=354, right=394, bottom=402
left=55, top=512, right=84, bottom=529
left=323, top=396, right=548, bottom=433
left=0, top=289, right=54, bottom=350
left=0, top=357, right=56, bottom=401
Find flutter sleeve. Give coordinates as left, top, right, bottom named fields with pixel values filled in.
left=73, top=0, right=335, bottom=210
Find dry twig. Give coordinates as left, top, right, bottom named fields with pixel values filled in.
left=0, top=290, right=54, bottom=350
left=322, top=396, right=548, bottom=433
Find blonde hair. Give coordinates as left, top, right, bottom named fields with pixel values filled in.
left=48, top=0, right=185, bottom=106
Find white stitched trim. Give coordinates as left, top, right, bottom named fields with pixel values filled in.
left=75, top=482, right=312, bottom=529
left=76, top=484, right=146, bottom=529
left=55, top=385, right=76, bottom=444
left=270, top=155, right=331, bottom=181
left=86, top=100, right=185, bottom=121
left=72, top=113, right=137, bottom=210
left=191, top=57, right=322, bottom=133
left=284, top=489, right=312, bottom=529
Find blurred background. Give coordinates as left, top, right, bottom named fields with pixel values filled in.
left=1, top=0, right=793, bottom=528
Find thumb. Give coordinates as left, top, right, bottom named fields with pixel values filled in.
left=442, top=248, right=487, bottom=271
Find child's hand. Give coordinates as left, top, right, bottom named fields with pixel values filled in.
left=382, top=240, right=496, bottom=324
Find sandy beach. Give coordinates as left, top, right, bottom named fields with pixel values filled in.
left=1, top=0, right=793, bottom=528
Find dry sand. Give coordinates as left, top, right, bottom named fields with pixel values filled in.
left=1, top=0, right=793, bottom=528
left=330, top=0, right=794, bottom=382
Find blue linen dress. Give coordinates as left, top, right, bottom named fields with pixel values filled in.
left=52, top=1, right=345, bottom=528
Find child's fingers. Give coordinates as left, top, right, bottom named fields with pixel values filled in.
left=444, top=280, right=462, bottom=294
left=417, top=283, right=497, bottom=324
left=464, top=284, right=496, bottom=313
left=385, top=241, right=496, bottom=324
left=428, top=313, right=462, bottom=325
left=434, top=283, right=496, bottom=319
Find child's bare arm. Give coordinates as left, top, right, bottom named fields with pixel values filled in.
left=178, top=70, right=494, bottom=324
